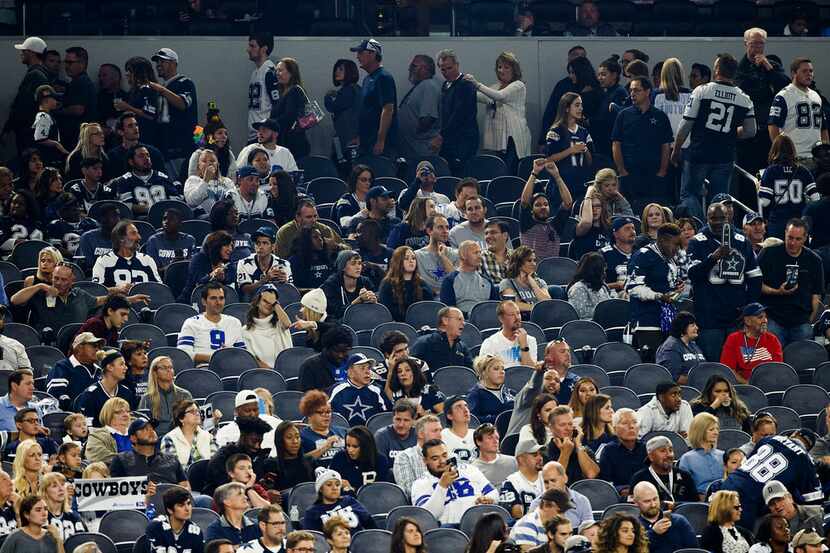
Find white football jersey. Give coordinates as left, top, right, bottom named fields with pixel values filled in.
left=177, top=314, right=245, bottom=360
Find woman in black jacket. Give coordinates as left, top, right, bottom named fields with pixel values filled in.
left=271, top=57, right=310, bottom=159
left=700, top=490, right=755, bottom=553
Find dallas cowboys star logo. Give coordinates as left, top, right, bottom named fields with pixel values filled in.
left=725, top=258, right=739, bottom=271
left=343, top=396, right=373, bottom=422
left=650, top=117, right=657, bottom=124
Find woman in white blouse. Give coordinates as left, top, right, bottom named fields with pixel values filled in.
left=464, top=52, right=532, bottom=173
left=159, top=399, right=217, bottom=469
left=183, top=148, right=235, bottom=217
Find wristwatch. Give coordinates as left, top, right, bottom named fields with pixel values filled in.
left=520, top=346, right=530, bottom=352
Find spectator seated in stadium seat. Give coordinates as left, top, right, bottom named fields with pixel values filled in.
left=276, top=199, right=344, bottom=260
left=215, top=390, right=280, bottom=453
left=374, top=399, right=418, bottom=462
left=441, top=241, right=499, bottom=315
left=414, top=214, right=459, bottom=296
left=144, top=207, right=197, bottom=270
left=630, top=481, right=698, bottom=553
left=410, top=307, right=472, bottom=371
left=320, top=250, right=377, bottom=323
left=46, top=332, right=103, bottom=411
left=470, top=423, right=516, bottom=489
left=629, top=436, right=699, bottom=504
left=689, top=376, right=752, bottom=434
left=720, top=303, right=783, bottom=385
left=77, top=294, right=131, bottom=348
left=90, top=218, right=163, bottom=291
left=299, top=326, right=354, bottom=393
left=302, top=467, right=376, bottom=534
left=440, top=395, right=477, bottom=463
left=0, top=370, right=43, bottom=432
left=159, top=399, right=217, bottom=471
left=272, top=421, right=315, bottom=491
left=76, top=348, right=136, bottom=427
left=637, top=382, right=694, bottom=439
left=655, top=312, right=706, bottom=386
left=240, top=284, right=293, bottom=369
left=329, top=426, right=391, bottom=490
left=595, top=408, right=645, bottom=495
left=1, top=407, right=57, bottom=464
left=678, top=413, right=725, bottom=500
left=377, top=246, right=435, bottom=324
left=11, top=264, right=147, bottom=336
left=237, top=504, right=287, bottom=552
left=85, top=397, right=134, bottom=464
left=205, top=482, right=262, bottom=545
left=299, top=390, right=348, bottom=469
left=499, top=246, right=551, bottom=315
left=137, top=355, right=193, bottom=436
left=145, top=487, right=205, bottom=553
left=177, top=229, right=238, bottom=304
left=329, top=353, right=390, bottom=428
left=410, top=439, right=497, bottom=526
left=384, top=355, right=444, bottom=416
left=177, top=280, right=245, bottom=365
left=519, top=160, right=574, bottom=262
left=110, top=144, right=182, bottom=218
left=205, top=416, right=280, bottom=498
left=467, top=355, right=515, bottom=426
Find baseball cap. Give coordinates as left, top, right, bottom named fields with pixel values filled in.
left=646, top=435, right=673, bottom=454
left=269, top=164, right=284, bottom=176
left=251, top=226, right=276, bottom=243
left=237, top=165, right=259, bottom=179
left=128, top=418, right=156, bottom=436
left=72, top=332, right=105, bottom=350
left=711, top=193, right=733, bottom=205
left=743, top=212, right=763, bottom=226
left=345, top=353, right=373, bottom=367
left=515, top=439, right=546, bottom=456
left=366, top=186, right=395, bottom=203
left=252, top=118, right=280, bottom=133
left=35, top=84, right=57, bottom=103
left=234, top=389, right=259, bottom=408
left=762, top=480, right=788, bottom=504
left=612, top=216, right=637, bottom=233
left=416, top=160, right=435, bottom=177
left=792, top=529, right=825, bottom=548
left=349, top=38, right=382, bottom=55
left=444, top=395, right=467, bottom=413
left=151, top=48, right=179, bottom=63
left=14, top=36, right=47, bottom=54
left=742, top=302, right=766, bottom=317
left=783, top=428, right=818, bottom=452
left=564, top=535, right=592, bottom=553
left=300, top=288, right=327, bottom=320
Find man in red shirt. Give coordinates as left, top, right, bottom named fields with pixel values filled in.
left=721, top=302, right=783, bottom=383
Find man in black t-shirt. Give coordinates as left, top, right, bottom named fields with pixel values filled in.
left=758, top=218, right=824, bottom=346
left=56, top=46, right=97, bottom=147
left=519, top=159, right=573, bottom=261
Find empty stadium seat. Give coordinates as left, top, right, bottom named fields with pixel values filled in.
left=600, top=386, right=641, bottom=411
left=175, top=369, right=222, bottom=400
left=673, top=502, right=709, bottom=536
left=120, top=323, right=167, bottom=349
left=343, top=303, right=393, bottom=332
left=570, top=364, right=611, bottom=388
left=592, top=342, right=642, bottom=377
left=386, top=505, right=439, bottom=532
left=734, top=384, right=768, bottom=413
left=424, top=528, right=469, bottom=553
left=351, top=529, right=393, bottom=553
left=717, top=429, right=751, bottom=451
left=468, top=300, right=500, bottom=331
left=356, top=482, right=408, bottom=515
left=433, top=366, right=478, bottom=396
left=537, top=257, right=578, bottom=286
left=130, top=281, right=176, bottom=310
left=405, top=301, right=447, bottom=332
left=459, top=504, right=511, bottom=537
left=624, top=363, right=673, bottom=396
left=276, top=347, right=317, bottom=381
left=784, top=340, right=828, bottom=371
left=370, top=322, right=419, bottom=349
left=687, top=362, right=736, bottom=392
left=531, top=299, right=580, bottom=340
left=570, top=479, right=620, bottom=516
left=462, top=154, right=507, bottom=180
left=273, top=390, right=304, bottom=421
left=238, top=369, right=287, bottom=393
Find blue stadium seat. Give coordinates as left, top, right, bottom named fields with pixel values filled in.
left=717, top=429, right=751, bottom=451
left=10, top=239, right=51, bottom=269
left=206, top=391, right=236, bottom=422
left=2, top=322, right=39, bottom=347
left=687, top=362, right=736, bottom=392
left=624, top=363, right=673, bottom=396
left=537, top=257, right=578, bottom=286
left=148, top=200, right=193, bottom=228
left=570, top=364, right=610, bottom=388
left=273, top=390, right=303, bottom=421
left=370, top=322, right=419, bottom=350
left=505, top=365, right=533, bottom=393
left=468, top=301, right=500, bottom=332
left=148, top=346, right=194, bottom=372
left=119, top=323, right=167, bottom=350
left=208, top=348, right=259, bottom=384
left=351, top=530, right=393, bottom=553
left=386, top=506, right=439, bottom=532
left=433, top=366, right=478, bottom=396
left=276, top=347, right=316, bottom=381
left=749, top=362, right=799, bottom=396
left=602, top=503, right=640, bottom=520
left=405, top=301, right=447, bottom=332
left=298, top=155, right=339, bottom=180
left=600, top=386, right=641, bottom=411
left=366, top=411, right=394, bottom=434
left=180, top=220, right=211, bottom=247
left=65, top=533, right=117, bottom=553
left=459, top=504, right=511, bottom=537
left=734, top=384, right=768, bottom=413
left=222, top=302, right=249, bottom=324
left=462, top=154, right=507, bottom=180
left=424, top=528, right=469, bottom=553
left=530, top=299, right=579, bottom=340
left=760, top=406, right=801, bottom=432
left=643, top=430, right=689, bottom=457
left=673, top=502, right=709, bottom=537
left=784, top=340, right=828, bottom=371
left=99, top=509, right=151, bottom=546
left=307, top=176, right=347, bottom=204
left=174, top=369, right=222, bottom=400
left=238, top=369, right=287, bottom=393
left=343, top=303, right=393, bottom=332
left=593, top=342, right=642, bottom=377
left=356, top=483, right=408, bottom=515
left=570, top=479, right=620, bottom=516
left=130, top=282, right=175, bottom=310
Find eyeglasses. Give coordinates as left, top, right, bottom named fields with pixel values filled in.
left=315, top=409, right=332, bottom=416
left=184, top=408, right=200, bottom=415
left=20, top=418, right=39, bottom=424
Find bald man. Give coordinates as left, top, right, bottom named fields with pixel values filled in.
left=527, top=461, right=594, bottom=529
left=632, top=481, right=698, bottom=553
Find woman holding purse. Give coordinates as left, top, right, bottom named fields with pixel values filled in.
left=271, top=57, right=311, bottom=159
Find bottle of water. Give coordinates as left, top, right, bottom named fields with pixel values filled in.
left=289, top=504, right=299, bottom=523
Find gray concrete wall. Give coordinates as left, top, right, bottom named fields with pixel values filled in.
left=1, top=36, right=828, bottom=158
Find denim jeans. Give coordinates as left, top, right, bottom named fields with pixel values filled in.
left=766, top=318, right=813, bottom=348
left=680, top=160, right=734, bottom=220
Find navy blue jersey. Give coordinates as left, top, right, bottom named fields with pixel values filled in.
left=302, top=496, right=376, bottom=534
left=329, top=450, right=391, bottom=490
left=145, top=231, right=197, bottom=269
left=162, top=75, right=198, bottom=158
left=46, top=217, right=99, bottom=256
left=467, top=384, right=515, bottom=425
left=0, top=217, right=44, bottom=255
left=300, top=426, right=346, bottom=466
left=358, top=67, right=397, bottom=152
left=329, top=381, right=390, bottom=427
left=686, top=227, right=762, bottom=329
left=601, top=244, right=631, bottom=286
left=683, top=81, right=755, bottom=163
left=75, top=381, right=137, bottom=426
left=114, top=171, right=181, bottom=207
left=720, top=435, right=822, bottom=529
left=758, top=164, right=818, bottom=237
left=625, top=244, right=682, bottom=328
left=128, top=85, right=160, bottom=147
left=64, top=179, right=116, bottom=212
left=146, top=518, right=204, bottom=553
left=77, top=228, right=112, bottom=265
left=544, top=125, right=593, bottom=195
left=47, top=511, right=86, bottom=542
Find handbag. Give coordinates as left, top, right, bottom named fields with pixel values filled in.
left=296, top=86, right=325, bottom=130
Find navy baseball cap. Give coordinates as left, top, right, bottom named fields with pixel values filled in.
left=346, top=353, right=373, bottom=367
left=711, top=193, right=733, bottom=204
left=743, top=212, right=763, bottom=226
left=251, top=226, right=276, bottom=242
left=252, top=118, right=280, bottom=133
left=237, top=166, right=259, bottom=179
left=350, top=38, right=382, bottom=55
left=366, top=186, right=395, bottom=203
left=612, top=216, right=637, bottom=232
left=742, top=302, right=766, bottom=317
left=269, top=164, right=284, bottom=176
left=128, top=418, right=157, bottom=436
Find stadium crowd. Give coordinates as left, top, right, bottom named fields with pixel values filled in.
left=0, top=11, right=828, bottom=553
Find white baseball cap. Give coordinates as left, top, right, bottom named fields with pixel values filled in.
left=14, top=37, right=47, bottom=54
left=151, top=48, right=179, bottom=63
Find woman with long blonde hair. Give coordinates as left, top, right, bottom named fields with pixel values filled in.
left=65, top=122, right=108, bottom=180
left=585, top=168, right=633, bottom=218
left=38, top=472, right=86, bottom=541
left=183, top=148, right=235, bottom=217
left=635, top=202, right=672, bottom=248
left=137, top=356, right=192, bottom=435
left=12, top=440, right=43, bottom=497
left=378, top=246, right=434, bottom=322
left=23, top=246, right=63, bottom=287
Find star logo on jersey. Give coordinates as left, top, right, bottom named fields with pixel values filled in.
left=650, top=117, right=657, bottom=125
left=725, top=258, right=739, bottom=271
left=343, top=396, right=373, bottom=422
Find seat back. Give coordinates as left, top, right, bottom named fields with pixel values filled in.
left=276, top=347, right=316, bottom=380
left=458, top=504, right=511, bottom=537
left=273, top=390, right=304, bottom=421
left=600, top=386, right=641, bottom=411
left=537, top=257, right=578, bottom=285
left=624, top=363, right=673, bottom=395
left=784, top=340, right=828, bottom=371
left=148, top=346, right=194, bottom=372
left=687, top=362, right=736, bottom=391
left=749, top=362, right=799, bottom=393
left=761, top=406, right=802, bottom=432
left=673, top=502, right=709, bottom=537
left=370, top=322, right=419, bottom=350
left=351, top=530, right=393, bottom=553
left=10, top=239, right=51, bottom=269
left=208, top=348, right=259, bottom=379
left=64, top=533, right=117, bottom=553
left=356, top=482, right=408, bottom=515
left=734, top=384, right=768, bottom=413
left=570, top=364, right=610, bottom=388
left=504, top=365, right=533, bottom=393
left=593, top=342, right=641, bottom=374
left=99, top=509, right=152, bottom=545
left=468, top=301, right=501, bottom=332
left=781, top=384, right=830, bottom=416
left=238, top=369, right=287, bottom=393
left=558, top=320, right=607, bottom=352
left=343, top=303, right=393, bottom=332
left=153, top=303, right=198, bottom=335
left=366, top=411, right=394, bottom=434
left=424, top=528, right=469, bottom=553
left=205, top=391, right=236, bottom=422
left=174, top=369, right=222, bottom=400
left=462, top=154, right=507, bottom=180
left=386, top=505, right=439, bottom=532
left=3, top=323, right=40, bottom=347
left=530, top=300, right=579, bottom=337
left=130, top=282, right=176, bottom=310
left=306, top=176, right=348, bottom=204
left=717, top=429, right=751, bottom=451
left=433, top=366, right=478, bottom=396
left=405, top=301, right=447, bottom=332
left=569, top=479, right=621, bottom=513
left=119, top=323, right=167, bottom=350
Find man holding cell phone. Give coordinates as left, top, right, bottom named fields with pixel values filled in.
left=411, top=438, right=498, bottom=526
left=632, top=481, right=698, bottom=553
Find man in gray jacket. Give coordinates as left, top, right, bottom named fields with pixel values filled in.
left=763, top=480, right=824, bottom=535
